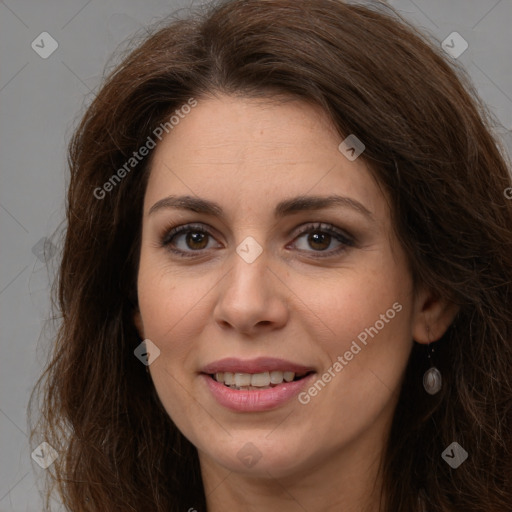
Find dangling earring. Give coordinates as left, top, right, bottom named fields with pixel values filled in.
left=423, top=338, right=442, bottom=395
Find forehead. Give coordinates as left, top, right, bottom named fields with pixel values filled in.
left=144, top=95, right=387, bottom=223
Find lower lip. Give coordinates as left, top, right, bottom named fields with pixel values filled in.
left=201, top=373, right=315, bottom=412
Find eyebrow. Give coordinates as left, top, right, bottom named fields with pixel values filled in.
left=148, top=194, right=374, bottom=220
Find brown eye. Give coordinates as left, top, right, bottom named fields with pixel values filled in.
left=186, top=231, right=209, bottom=250
left=307, top=231, right=332, bottom=251
left=291, top=222, right=354, bottom=257
left=161, top=223, right=222, bottom=256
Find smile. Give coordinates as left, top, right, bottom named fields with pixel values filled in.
left=200, top=358, right=316, bottom=411
left=209, top=370, right=312, bottom=390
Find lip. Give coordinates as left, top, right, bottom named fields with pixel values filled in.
left=201, top=357, right=315, bottom=375
left=201, top=372, right=316, bottom=412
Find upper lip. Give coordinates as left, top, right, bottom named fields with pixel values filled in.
left=201, top=357, right=315, bottom=375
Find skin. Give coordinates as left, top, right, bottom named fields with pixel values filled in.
left=134, top=95, right=457, bottom=511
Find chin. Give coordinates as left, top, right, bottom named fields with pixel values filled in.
left=201, top=434, right=316, bottom=478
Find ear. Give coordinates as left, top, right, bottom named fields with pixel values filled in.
left=133, top=309, right=145, bottom=339
left=412, top=287, right=459, bottom=344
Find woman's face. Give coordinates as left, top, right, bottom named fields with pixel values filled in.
left=135, top=95, right=430, bottom=480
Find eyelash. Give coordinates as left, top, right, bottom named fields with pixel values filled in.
left=160, top=222, right=355, bottom=259
left=160, top=223, right=213, bottom=258
left=291, top=223, right=355, bottom=257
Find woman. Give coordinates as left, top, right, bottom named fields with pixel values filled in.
left=30, top=0, right=512, bottom=510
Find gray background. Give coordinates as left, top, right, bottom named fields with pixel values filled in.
left=1, top=1, right=511, bottom=510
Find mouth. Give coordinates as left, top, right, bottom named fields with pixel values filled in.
left=200, top=358, right=317, bottom=412
left=206, top=370, right=315, bottom=390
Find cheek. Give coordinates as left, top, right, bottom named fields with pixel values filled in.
left=295, top=255, right=413, bottom=401
left=137, top=243, right=215, bottom=325
left=136, top=263, right=216, bottom=429
left=135, top=254, right=217, bottom=367
left=288, top=284, right=412, bottom=449
left=293, top=254, right=411, bottom=347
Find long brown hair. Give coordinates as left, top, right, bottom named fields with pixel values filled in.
left=30, top=0, right=512, bottom=510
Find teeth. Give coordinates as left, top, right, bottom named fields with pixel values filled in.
left=213, top=370, right=298, bottom=387
left=234, top=373, right=252, bottom=387
left=283, top=371, right=295, bottom=382
left=270, top=371, right=283, bottom=384
left=251, top=372, right=270, bottom=387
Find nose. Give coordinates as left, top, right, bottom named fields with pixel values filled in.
left=213, top=249, right=289, bottom=336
